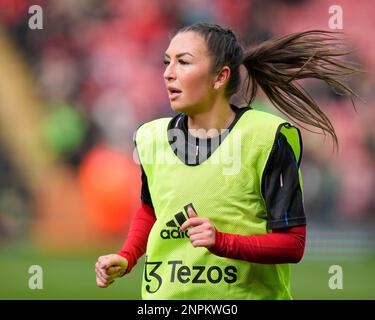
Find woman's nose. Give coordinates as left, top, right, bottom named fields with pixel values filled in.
left=163, top=64, right=176, bottom=81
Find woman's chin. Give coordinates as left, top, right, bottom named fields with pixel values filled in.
left=170, top=102, right=189, bottom=113
left=169, top=101, right=201, bottom=116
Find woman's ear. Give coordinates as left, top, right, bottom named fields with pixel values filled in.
left=214, top=66, right=231, bottom=90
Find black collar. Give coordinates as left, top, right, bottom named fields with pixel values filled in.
left=167, top=105, right=252, bottom=166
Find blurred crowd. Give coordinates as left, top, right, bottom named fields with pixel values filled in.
left=0, top=0, right=374, bottom=247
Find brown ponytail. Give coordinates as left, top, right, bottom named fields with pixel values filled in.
left=242, top=30, right=361, bottom=149
left=177, top=24, right=360, bottom=148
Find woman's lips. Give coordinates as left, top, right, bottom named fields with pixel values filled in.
left=168, top=91, right=182, bottom=100
left=167, top=88, right=182, bottom=100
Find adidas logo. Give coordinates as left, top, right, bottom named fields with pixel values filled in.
left=160, top=203, right=197, bottom=240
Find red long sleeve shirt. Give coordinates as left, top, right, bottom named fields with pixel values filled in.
left=118, top=203, right=306, bottom=274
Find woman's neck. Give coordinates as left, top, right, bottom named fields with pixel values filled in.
left=187, top=100, right=236, bottom=139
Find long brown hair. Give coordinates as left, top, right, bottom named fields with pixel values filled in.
left=178, top=23, right=361, bottom=148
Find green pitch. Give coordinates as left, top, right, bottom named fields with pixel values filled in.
left=0, top=245, right=374, bottom=300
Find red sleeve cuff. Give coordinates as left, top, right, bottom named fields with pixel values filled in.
left=209, top=225, right=306, bottom=264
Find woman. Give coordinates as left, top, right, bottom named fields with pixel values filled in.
left=95, top=23, right=358, bottom=299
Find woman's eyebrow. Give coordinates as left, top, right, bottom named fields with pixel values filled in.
left=164, top=52, right=195, bottom=58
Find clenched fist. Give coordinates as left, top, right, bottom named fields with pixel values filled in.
left=95, top=254, right=128, bottom=288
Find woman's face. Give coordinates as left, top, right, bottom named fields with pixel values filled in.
left=163, top=31, right=217, bottom=114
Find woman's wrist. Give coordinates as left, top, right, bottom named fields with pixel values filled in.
left=208, top=228, right=226, bottom=256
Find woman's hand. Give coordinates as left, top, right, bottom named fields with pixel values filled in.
left=95, top=254, right=128, bottom=288
left=179, top=207, right=216, bottom=248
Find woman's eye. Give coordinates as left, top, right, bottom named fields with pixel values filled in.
left=179, top=60, right=189, bottom=65
left=163, top=60, right=170, bottom=65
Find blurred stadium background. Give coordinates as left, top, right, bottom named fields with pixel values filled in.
left=0, top=0, right=374, bottom=299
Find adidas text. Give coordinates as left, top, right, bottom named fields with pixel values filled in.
left=160, top=228, right=189, bottom=239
